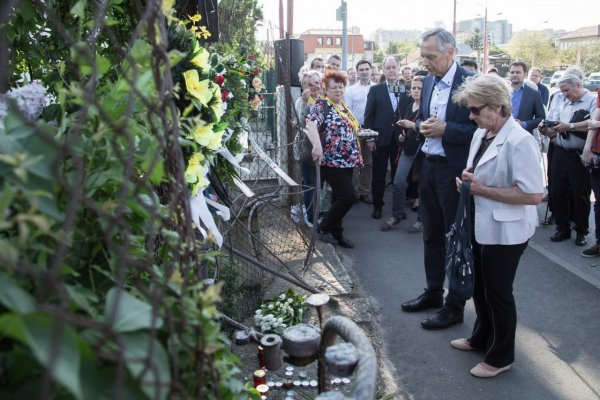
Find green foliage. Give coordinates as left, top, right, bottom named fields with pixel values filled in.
left=385, top=40, right=418, bottom=61
left=218, top=0, right=264, bottom=55
left=579, top=42, right=600, bottom=74
left=465, top=28, right=483, bottom=52
left=507, top=31, right=557, bottom=70
left=0, top=1, right=262, bottom=399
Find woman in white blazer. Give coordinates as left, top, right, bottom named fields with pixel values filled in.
left=449, top=74, right=544, bottom=378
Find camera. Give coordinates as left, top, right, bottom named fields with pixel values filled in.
left=388, top=84, right=406, bottom=96
left=542, top=120, right=559, bottom=129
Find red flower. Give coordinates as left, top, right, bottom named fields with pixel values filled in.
left=252, top=67, right=261, bottom=76
left=248, top=54, right=255, bottom=60
left=214, top=74, right=225, bottom=86
left=221, top=89, right=229, bottom=102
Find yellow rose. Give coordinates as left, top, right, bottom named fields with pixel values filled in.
left=190, top=44, right=210, bottom=71
left=190, top=124, right=222, bottom=150
left=183, top=70, right=212, bottom=105
left=189, top=14, right=202, bottom=22
left=210, top=85, right=225, bottom=120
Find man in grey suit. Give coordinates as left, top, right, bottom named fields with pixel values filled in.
left=400, top=28, right=477, bottom=330
left=509, top=62, right=546, bottom=133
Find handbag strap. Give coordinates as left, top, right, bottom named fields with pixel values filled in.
left=454, top=182, right=472, bottom=236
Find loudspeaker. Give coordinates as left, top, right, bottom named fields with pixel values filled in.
left=274, top=38, right=304, bottom=87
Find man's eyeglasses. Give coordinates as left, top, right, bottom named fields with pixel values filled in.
left=469, top=105, right=488, bottom=116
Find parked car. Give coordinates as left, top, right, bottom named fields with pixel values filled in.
left=550, top=70, right=564, bottom=87
left=541, top=77, right=551, bottom=86
left=584, top=72, right=600, bottom=92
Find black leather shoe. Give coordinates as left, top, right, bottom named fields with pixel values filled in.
left=319, top=232, right=337, bottom=245
left=550, top=230, right=571, bottom=242
left=421, top=308, right=464, bottom=330
left=575, top=233, right=588, bottom=246
left=372, top=206, right=382, bottom=219
left=336, top=237, right=354, bottom=248
left=401, top=291, right=443, bottom=312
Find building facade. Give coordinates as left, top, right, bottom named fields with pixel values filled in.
left=558, top=25, right=600, bottom=49
left=298, top=28, right=366, bottom=67
left=457, top=18, right=512, bottom=45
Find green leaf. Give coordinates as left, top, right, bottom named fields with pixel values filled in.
left=104, top=287, right=163, bottom=333
left=0, top=239, right=19, bottom=265
left=0, top=272, right=35, bottom=313
left=70, top=0, right=87, bottom=18
left=121, top=332, right=171, bottom=400
left=0, top=186, right=16, bottom=221
left=0, top=313, right=83, bottom=399
left=66, top=284, right=99, bottom=317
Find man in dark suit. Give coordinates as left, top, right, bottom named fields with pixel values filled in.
left=363, top=56, right=410, bottom=219
left=400, top=28, right=477, bottom=329
left=509, top=62, right=546, bottom=133
left=528, top=67, right=550, bottom=106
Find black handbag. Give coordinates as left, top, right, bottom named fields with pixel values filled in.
left=445, top=182, right=474, bottom=301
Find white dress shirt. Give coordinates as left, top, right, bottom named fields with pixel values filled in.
left=343, top=81, right=373, bottom=125
left=422, top=61, right=458, bottom=156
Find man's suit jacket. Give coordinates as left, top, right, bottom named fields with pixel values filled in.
left=466, top=117, right=544, bottom=245
left=363, top=82, right=410, bottom=147
left=515, top=84, right=546, bottom=133
left=416, top=65, right=477, bottom=178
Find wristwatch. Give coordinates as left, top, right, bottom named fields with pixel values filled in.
left=569, top=123, right=575, bottom=130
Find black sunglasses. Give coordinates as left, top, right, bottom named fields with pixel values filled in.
left=469, top=105, right=488, bottom=116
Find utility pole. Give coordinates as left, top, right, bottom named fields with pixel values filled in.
left=279, top=0, right=284, bottom=38
left=482, top=6, right=489, bottom=73
left=337, top=0, right=348, bottom=70
left=287, top=0, right=293, bottom=37
left=453, top=0, right=457, bottom=36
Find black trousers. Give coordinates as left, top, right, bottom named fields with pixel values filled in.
left=550, top=146, right=591, bottom=234
left=319, top=166, right=355, bottom=239
left=372, top=142, right=399, bottom=207
left=418, top=156, right=464, bottom=313
left=470, top=241, right=528, bottom=368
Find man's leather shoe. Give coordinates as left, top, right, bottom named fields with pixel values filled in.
left=550, top=230, right=571, bottom=242
left=360, top=194, right=373, bottom=204
left=575, top=233, right=588, bottom=246
left=336, top=237, right=354, bottom=248
left=319, top=232, right=337, bottom=245
left=421, top=308, right=463, bottom=330
left=401, top=291, right=443, bottom=312
left=372, top=206, right=382, bottom=219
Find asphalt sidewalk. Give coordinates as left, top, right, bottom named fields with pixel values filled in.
left=333, top=195, right=600, bottom=400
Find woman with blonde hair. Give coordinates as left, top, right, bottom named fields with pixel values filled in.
left=450, top=74, right=543, bottom=378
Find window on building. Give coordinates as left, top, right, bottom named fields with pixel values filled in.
left=335, top=37, right=341, bottom=45
left=317, top=37, right=323, bottom=45
left=326, top=37, right=332, bottom=45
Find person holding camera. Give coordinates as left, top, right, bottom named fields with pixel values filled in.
left=363, top=56, right=411, bottom=220
left=538, top=73, right=597, bottom=246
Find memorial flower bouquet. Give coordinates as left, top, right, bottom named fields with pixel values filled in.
left=254, top=289, right=307, bottom=334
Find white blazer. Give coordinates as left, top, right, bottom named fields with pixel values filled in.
left=466, top=117, right=544, bottom=245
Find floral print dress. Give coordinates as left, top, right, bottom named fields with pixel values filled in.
left=306, top=100, right=363, bottom=168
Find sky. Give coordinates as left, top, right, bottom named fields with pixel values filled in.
left=256, top=0, right=598, bottom=40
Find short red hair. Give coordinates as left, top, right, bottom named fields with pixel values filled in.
left=322, top=69, right=348, bottom=87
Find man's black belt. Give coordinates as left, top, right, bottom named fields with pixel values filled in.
left=424, top=154, right=447, bottom=163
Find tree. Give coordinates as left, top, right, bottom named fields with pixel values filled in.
left=507, top=31, right=557, bottom=70
left=465, top=28, right=483, bottom=52
left=581, top=42, right=600, bottom=73
left=385, top=40, right=418, bottom=63
left=218, top=0, right=263, bottom=53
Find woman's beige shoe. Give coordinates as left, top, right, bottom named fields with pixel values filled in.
left=470, top=362, right=511, bottom=378
left=450, top=338, right=476, bottom=351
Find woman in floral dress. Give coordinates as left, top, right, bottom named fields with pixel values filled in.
left=305, top=69, right=363, bottom=248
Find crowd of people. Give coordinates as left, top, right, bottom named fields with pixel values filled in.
left=293, top=28, right=598, bottom=378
